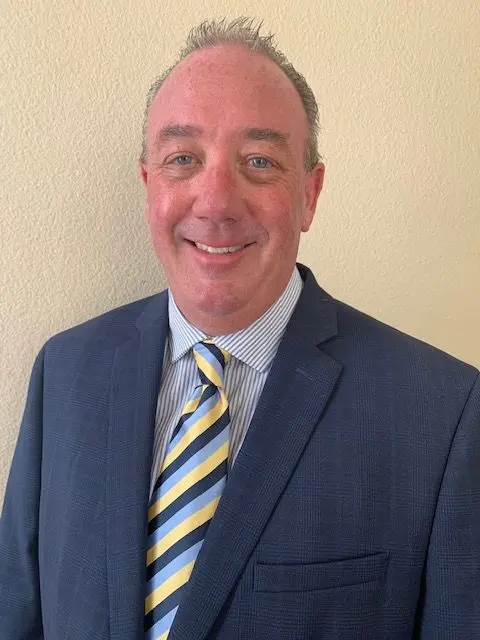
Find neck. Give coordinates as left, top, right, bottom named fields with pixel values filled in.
left=177, top=304, right=269, bottom=336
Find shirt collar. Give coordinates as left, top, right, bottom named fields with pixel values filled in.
left=168, top=266, right=303, bottom=373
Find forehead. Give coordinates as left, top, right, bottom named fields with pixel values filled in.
left=148, top=45, right=308, bottom=148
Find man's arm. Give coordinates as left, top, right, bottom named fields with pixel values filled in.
left=419, top=373, right=480, bottom=637
left=0, top=349, right=45, bottom=638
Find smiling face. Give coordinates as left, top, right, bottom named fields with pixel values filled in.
left=141, top=44, right=324, bottom=335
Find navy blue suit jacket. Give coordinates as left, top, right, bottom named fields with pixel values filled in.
left=1, top=265, right=479, bottom=639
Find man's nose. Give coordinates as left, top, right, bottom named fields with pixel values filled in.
left=191, top=161, right=239, bottom=220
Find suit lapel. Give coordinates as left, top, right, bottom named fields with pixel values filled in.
left=106, top=293, right=169, bottom=640
left=170, top=270, right=342, bottom=640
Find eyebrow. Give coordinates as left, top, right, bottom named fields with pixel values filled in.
left=242, top=127, right=291, bottom=152
left=155, top=124, right=203, bottom=148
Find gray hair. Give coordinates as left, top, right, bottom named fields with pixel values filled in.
left=140, top=17, right=320, bottom=170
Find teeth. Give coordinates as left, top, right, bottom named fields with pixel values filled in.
left=195, top=242, right=245, bottom=254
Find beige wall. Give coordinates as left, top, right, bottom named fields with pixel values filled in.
left=1, top=0, right=479, bottom=499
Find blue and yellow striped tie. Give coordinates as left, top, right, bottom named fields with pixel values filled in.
left=144, top=340, right=231, bottom=640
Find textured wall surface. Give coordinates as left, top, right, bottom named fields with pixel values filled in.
left=1, top=0, right=479, bottom=500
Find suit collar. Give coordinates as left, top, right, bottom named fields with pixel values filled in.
left=293, top=262, right=337, bottom=345
left=135, top=288, right=169, bottom=332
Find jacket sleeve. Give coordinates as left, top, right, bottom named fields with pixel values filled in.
left=419, top=373, right=480, bottom=638
left=0, top=348, right=45, bottom=639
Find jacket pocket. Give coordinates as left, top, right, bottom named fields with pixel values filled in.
left=254, top=551, right=388, bottom=593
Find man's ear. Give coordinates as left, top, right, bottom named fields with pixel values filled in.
left=139, top=162, right=148, bottom=186
left=139, top=163, right=150, bottom=221
left=301, top=162, right=325, bottom=232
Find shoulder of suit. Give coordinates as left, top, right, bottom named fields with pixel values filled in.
left=327, top=296, right=479, bottom=382
left=43, top=290, right=168, bottom=354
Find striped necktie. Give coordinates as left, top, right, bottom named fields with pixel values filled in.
left=144, top=340, right=231, bottom=640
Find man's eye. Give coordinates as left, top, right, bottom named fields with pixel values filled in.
left=248, top=157, right=272, bottom=169
left=172, top=155, right=194, bottom=165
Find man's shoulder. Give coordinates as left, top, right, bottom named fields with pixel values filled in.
left=44, top=290, right=168, bottom=354
left=329, top=295, right=478, bottom=385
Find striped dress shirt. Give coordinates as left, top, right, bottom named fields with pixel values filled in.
left=150, top=267, right=303, bottom=495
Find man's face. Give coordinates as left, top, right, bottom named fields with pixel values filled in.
left=141, top=44, right=324, bottom=334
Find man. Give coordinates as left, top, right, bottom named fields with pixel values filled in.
left=1, top=17, right=479, bottom=640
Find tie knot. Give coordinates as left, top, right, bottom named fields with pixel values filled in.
left=192, top=340, right=230, bottom=388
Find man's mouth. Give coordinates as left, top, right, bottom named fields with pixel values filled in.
left=193, top=242, right=248, bottom=254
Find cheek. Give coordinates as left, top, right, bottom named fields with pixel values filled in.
left=258, top=180, right=304, bottom=223
left=146, top=187, right=182, bottom=229
left=259, top=197, right=303, bottom=243
left=145, top=202, right=165, bottom=242
left=145, top=198, right=172, bottom=252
